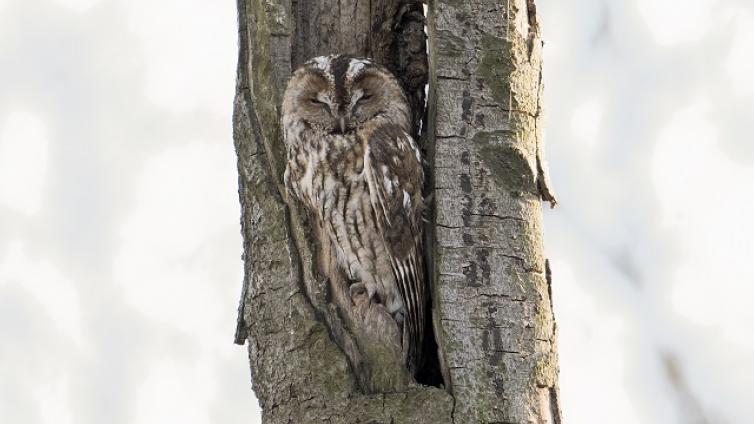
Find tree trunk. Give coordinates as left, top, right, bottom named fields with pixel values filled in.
left=233, top=0, right=560, bottom=422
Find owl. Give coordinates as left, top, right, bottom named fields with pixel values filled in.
left=282, top=55, right=426, bottom=374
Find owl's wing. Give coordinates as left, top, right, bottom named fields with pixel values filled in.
left=363, top=124, right=425, bottom=370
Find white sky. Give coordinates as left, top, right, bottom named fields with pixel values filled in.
left=1, top=0, right=752, bottom=423
left=540, top=0, right=754, bottom=422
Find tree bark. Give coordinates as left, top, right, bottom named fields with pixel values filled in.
left=233, top=0, right=560, bottom=422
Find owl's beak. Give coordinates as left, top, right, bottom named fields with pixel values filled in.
left=339, top=117, right=346, bottom=134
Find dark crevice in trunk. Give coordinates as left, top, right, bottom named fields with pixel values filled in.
left=287, top=0, right=443, bottom=392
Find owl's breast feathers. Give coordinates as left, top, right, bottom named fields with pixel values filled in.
left=286, top=120, right=423, bottom=252
left=284, top=119, right=425, bottom=374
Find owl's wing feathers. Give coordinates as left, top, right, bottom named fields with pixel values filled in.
left=363, top=123, right=425, bottom=368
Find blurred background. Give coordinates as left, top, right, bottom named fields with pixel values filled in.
left=0, top=0, right=751, bottom=422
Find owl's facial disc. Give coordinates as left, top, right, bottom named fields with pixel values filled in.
left=348, top=73, right=385, bottom=127
left=295, top=73, right=342, bottom=133
left=286, top=56, right=406, bottom=135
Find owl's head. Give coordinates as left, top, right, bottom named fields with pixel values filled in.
left=282, top=55, right=410, bottom=135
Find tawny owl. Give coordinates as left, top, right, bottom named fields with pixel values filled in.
left=282, top=55, right=425, bottom=374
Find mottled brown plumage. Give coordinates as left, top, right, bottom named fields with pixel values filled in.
left=282, top=55, right=425, bottom=374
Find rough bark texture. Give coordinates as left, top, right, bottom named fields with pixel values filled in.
left=233, top=0, right=560, bottom=422
left=427, top=0, right=560, bottom=422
